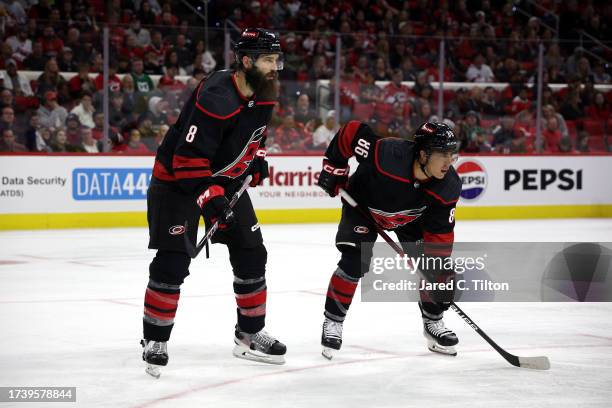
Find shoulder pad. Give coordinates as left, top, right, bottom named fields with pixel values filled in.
left=374, top=138, right=415, bottom=183
left=195, top=71, right=243, bottom=120
left=424, top=166, right=462, bottom=205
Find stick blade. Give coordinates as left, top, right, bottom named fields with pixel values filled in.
left=518, top=356, right=551, bottom=370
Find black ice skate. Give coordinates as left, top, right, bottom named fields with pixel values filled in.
left=233, top=326, right=286, bottom=365
left=321, top=317, right=343, bottom=360
left=141, top=339, right=168, bottom=378
left=423, top=317, right=459, bottom=356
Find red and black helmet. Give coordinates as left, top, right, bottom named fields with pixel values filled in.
left=414, top=122, right=458, bottom=154
left=234, top=28, right=283, bottom=69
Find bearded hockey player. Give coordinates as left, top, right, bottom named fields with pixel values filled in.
left=317, top=121, right=461, bottom=359
left=140, top=28, right=286, bottom=378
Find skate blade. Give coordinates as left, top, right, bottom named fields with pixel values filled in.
left=427, top=339, right=457, bottom=356
left=232, top=343, right=285, bottom=365
left=145, top=363, right=162, bottom=379
left=322, top=347, right=336, bottom=360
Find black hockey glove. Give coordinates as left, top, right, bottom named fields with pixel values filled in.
left=197, top=185, right=235, bottom=230
left=317, top=159, right=349, bottom=197
left=249, top=148, right=269, bottom=187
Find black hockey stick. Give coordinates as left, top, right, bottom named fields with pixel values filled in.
left=183, top=175, right=253, bottom=259
left=338, top=188, right=551, bottom=370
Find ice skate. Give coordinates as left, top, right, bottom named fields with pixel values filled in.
left=321, top=317, right=343, bottom=360
left=233, top=326, right=286, bottom=365
left=423, top=317, right=458, bottom=356
left=141, top=339, right=168, bottom=378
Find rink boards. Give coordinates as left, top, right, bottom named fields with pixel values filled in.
left=0, top=154, right=611, bottom=229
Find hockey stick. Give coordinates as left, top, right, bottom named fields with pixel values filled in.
left=338, top=188, right=551, bottom=370
left=183, top=175, right=253, bottom=259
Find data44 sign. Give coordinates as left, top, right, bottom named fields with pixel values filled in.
left=72, top=168, right=152, bottom=200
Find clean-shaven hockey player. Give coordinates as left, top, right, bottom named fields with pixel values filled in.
left=317, top=121, right=461, bottom=359
left=140, top=28, right=286, bottom=378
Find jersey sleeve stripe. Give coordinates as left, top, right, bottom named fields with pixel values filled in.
left=423, top=231, right=454, bottom=256
left=423, top=188, right=459, bottom=205
left=255, top=101, right=276, bottom=105
left=172, top=155, right=210, bottom=169
left=173, top=169, right=213, bottom=179
left=338, top=120, right=360, bottom=158
left=152, top=160, right=176, bottom=181
left=195, top=102, right=242, bottom=120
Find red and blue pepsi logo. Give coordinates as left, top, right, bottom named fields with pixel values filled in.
left=456, top=160, right=487, bottom=200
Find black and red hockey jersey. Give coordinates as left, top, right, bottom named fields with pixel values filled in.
left=324, top=120, right=462, bottom=250
left=152, top=70, right=276, bottom=195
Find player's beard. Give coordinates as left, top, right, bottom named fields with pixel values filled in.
left=245, top=65, right=279, bottom=101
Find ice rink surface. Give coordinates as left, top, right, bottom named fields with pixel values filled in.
left=1, top=219, right=611, bottom=408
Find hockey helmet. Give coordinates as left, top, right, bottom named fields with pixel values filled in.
left=414, top=122, right=458, bottom=154
left=234, top=28, right=284, bottom=70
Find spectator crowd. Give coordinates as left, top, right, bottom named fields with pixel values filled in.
left=0, top=0, right=610, bottom=154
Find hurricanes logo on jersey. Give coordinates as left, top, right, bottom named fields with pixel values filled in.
left=214, top=126, right=266, bottom=178
left=368, top=206, right=427, bottom=229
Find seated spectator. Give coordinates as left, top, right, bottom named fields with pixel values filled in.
left=463, top=130, right=492, bottom=153
left=384, top=69, right=413, bottom=105
left=576, top=131, right=590, bottom=153
left=158, top=65, right=186, bottom=93
left=23, top=41, right=46, bottom=71
left=592, top=62, right=611, bottom=84
left=70, top=92, right=95, bottom=129
left=457, top=110, right=484, bottom=152
left=126, top=19, right=151, bottom=48
left=491, top=116, right=516, bottom=151
left=125, top=129, right=151, bottom=153
left=120, top=35, right=146, bottom=62
left=145, top=96, right=171, bottom=126
left=80, top=128, right=102, bottom=153
left=37, top=91, right=67, bottom=131
left=1, top=59, right=34, bottom=96
left=109, top=92, right=130, bottom=129
left=294, top=94, right=317, bottom=128
left=24, top=113, right=53, bottom=152
left=542, top=104, right=569, bottom=140
left=68, top=62, right=96, bottom=98
left=174, top=34, right=193, bottom=69
left=410, top=101, right=435, bottom=130
left=0, top=128, right=26, bottom=152
left=359, top=73, right=384, bottom=105
left=6, top=27, right=32, bottom=64
left=50, top=129, right=82, bottom=152
left=372, top=57, right=391, bottom=81
left=131, top=58, right=154, bottom=94
left=65, top=114, right=82, bottom=145
left=275, top=114, right=305, bottom=151
left=388, top=103, right=413, bottom=139
left=0, top=106, right=17, bottom=134
left=164, top=51, right=187, bottom=76
left=39, top=26, right=64, bottom=58
left=507, top=86, right=531, bottom=114
left=543, top=116, right=562, bottom=152
left=466, top=54, right=495, bottom=82
left=58, top=47, right=78, bottom=72
left=144, top=49, right=163, bottom=75
left=36, top=58, right=67, bottom=98
left=585, top=92, right=610, bottom=121
left=94, top=63, right=121, bottom=92
left=312, top=110, right=339, bottom=149
left=559, top=90, right=584, bottom=121
left=480, top=86, right=503, bottom=117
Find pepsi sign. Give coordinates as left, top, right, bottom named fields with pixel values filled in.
left=456, top=160, right=487, bottom=200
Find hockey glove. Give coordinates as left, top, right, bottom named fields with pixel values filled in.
left=197, top=185, right=235, bottom=230
left=249, top=148, right=269, bottom=187
left=317, top=159, right=349, bottom=197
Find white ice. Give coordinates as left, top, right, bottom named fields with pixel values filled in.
left=1, top=219, right=611, bottom=408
